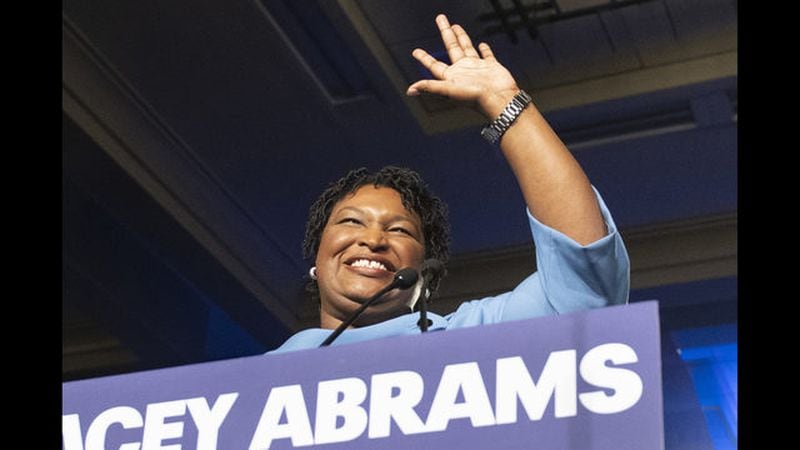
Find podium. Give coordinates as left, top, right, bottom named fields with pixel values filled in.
left=63, top=301, right=664, bottom=449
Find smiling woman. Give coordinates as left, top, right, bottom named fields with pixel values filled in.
left=268, top=14, right=630, bottom=354
left=302, top=166, right=450, bottom=311
left=316, top=184, right=426, bottom=328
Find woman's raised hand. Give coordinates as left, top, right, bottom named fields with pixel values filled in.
left=407, top=14, right=520, bottom=118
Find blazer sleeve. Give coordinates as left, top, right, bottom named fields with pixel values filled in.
left=445, top=186, right=630, bottom=328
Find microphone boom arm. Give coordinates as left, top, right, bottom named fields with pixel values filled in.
left=319, top=268, right=418, bottom=347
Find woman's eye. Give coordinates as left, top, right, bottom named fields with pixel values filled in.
left=339, top=218, right=361, bottom=225
left=390, top=227, right=412, bottom=235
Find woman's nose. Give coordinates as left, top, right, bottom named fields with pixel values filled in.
left=359, top=227, right=388, bottom=250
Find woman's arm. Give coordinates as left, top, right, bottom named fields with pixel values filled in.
left=407, top=14, right=606, bottom=246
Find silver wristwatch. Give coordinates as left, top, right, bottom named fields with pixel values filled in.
left=480, top=90, right=533, bottom=145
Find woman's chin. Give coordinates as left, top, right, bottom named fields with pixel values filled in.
left=344, top=292, right=409, bottom=317
left=342, top=282, right=392, bottom=303
left=351, top=304, right=407, bottom=327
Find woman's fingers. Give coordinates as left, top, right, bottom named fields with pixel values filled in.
left=411, top=48, right=449, bottom=79
left=452, top=25, right=479, bottom=58
left=407, top=15, right=506, bottom=99
left=436, top=14, right=465, bottom=63
left=478, top=42, right=497, bottom=62
left=406, top=79, right=451, bottom=97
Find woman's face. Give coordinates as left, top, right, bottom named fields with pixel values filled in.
left=315, top=185, right=425, bottom=328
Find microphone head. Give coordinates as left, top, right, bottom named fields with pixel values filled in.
left=421, top=258, right=444, bottom=278
left=393, top=267, right=419, bottom=290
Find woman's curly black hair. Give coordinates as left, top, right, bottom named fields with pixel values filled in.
left=303, top=166, right=450, bottom=302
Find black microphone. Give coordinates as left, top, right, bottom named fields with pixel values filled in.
left=319, top=267, right=419, bottom=347
left=417, top=259, right=444, bottom=332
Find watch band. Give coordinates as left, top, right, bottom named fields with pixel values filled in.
left=480, top=90, right=533, bottom=145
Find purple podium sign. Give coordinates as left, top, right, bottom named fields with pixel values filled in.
left=63, top=301, right=663, bottom=450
